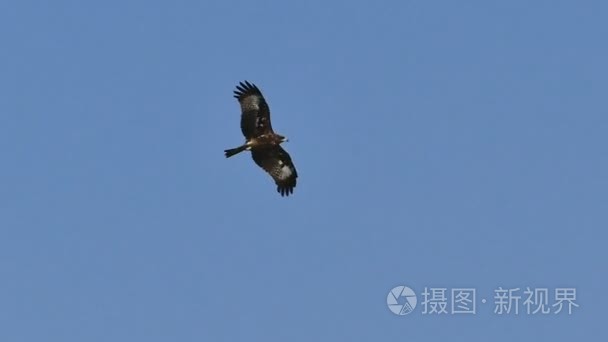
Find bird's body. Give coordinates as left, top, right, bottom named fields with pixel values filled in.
left=224, top=81, right=298, bottom=196
left=248, top=133, right=285, bottom=148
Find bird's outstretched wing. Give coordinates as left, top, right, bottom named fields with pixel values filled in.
left=251, top=146, right=298, bottom=196
left=233, top=81, right=273, bottom=139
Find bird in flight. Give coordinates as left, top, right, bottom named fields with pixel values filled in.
left=224, top=81, right=298, bottom=197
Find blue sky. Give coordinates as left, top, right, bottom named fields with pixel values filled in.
left=1, top=0, right=606, bottom=340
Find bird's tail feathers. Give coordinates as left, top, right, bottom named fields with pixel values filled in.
left=224, top=145, right=248, bottom=158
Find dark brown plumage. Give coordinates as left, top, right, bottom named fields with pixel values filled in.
left=224, top=81, right=298, bottom=196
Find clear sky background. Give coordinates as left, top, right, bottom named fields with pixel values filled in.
left=1, top=0, right=606, bottom=341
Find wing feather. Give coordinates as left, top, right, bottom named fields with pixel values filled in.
left=251, top=146, right=298, bottom=196
left=233, top=81, right=273, bottom=139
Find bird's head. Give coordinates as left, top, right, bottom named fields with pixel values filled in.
left=279, top=135, right=289, bottom=143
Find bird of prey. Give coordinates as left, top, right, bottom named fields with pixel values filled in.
left=224, top=81, right=298, bottom=196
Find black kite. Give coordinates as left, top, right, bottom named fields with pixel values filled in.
left=224, top=81, right=298, bottom=196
